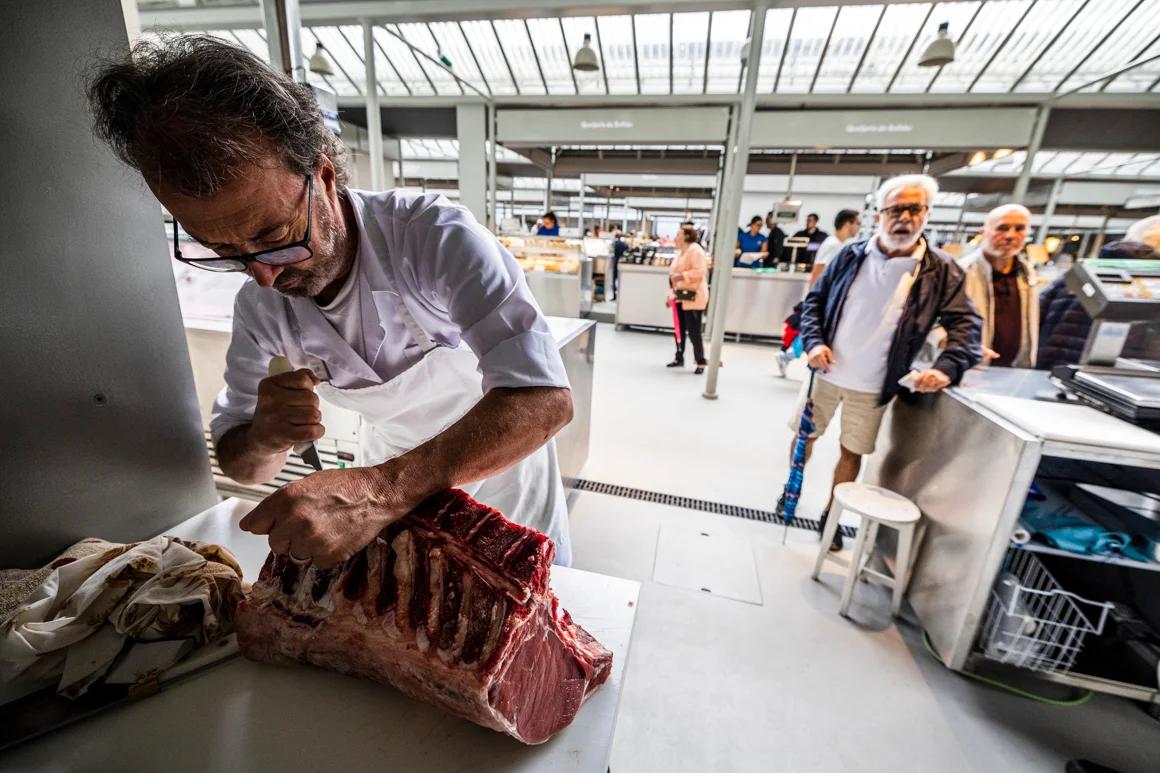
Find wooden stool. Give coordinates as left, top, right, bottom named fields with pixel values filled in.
left=811, top=482, right=923, bottom=618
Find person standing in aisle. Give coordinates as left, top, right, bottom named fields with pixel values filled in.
left=536, top=211, right=560, bottom=236
left=808, top=209, right=862, bottom=289
left=792, top=213, right=829, bottom=266
left=957, top=204, right=1038, bottom=368
left=764, top=211, right=786, bottom=268
left=609, top=227, right=629, bottom=301
left=735, top=215, right=767, bottom=267
left=783, top=175, right=981, bottom=550
left=775, top=209, right=863, bottom=376
left=666, top=224, right=710, bottom=374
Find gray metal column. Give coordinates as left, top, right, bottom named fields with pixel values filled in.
left=1092, top=212, right=1111, bottom=257
left=457, top=104, right=488, bottom=224
left=362, top=21, right=384, bottom=190
left=578, top=173, right=586, bottom=236
left=487, top=103, right=498, bottom=229
left=544, top=146, right=555, bottom=213
left=261, top=0, right=304, bottom=82
left=703, top=149, right=729, bottom=336
left=1012, top=103, right=1051, bottom=205
left=1037, top=175, right=1064, bottom=245
left=703, top=2, right=768, bottom=400
left=394, top=137, right=404, bottom=187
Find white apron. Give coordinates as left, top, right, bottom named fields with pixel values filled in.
left=283, top=199, right=571, bottom=566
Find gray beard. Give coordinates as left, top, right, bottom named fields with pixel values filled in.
left=273, top=198, right=348, bottom=298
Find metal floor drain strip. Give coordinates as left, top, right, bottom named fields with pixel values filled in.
left=204, top=442, right=852, bottom=539
left=566, top=479, right=857, bottom=538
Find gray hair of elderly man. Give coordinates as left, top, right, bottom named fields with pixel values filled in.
left=984, top=203, right=1031, bottom=224
left=875, top=174, right=939, bottom=211
left=1126, top=214, right=1160, bottom=251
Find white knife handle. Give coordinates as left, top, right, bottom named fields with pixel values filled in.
left=267, top=356, right=317, bottom=456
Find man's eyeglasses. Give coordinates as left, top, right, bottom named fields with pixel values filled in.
left=879, top=204, right=928, bottom=220
left=173, top=175, right=314, bottom=273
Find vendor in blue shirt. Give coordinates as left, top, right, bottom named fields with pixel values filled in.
left=735, top=215, right=767, bottom=267
left=536, top=211, right=560, bottom=236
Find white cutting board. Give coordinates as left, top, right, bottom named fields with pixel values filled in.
left=973, top=394, right=1160, bottom=455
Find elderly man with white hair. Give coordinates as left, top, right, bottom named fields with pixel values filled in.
left=787, top=174, right=982, bottom=551
left=958, top=204, right=1038, bottom=368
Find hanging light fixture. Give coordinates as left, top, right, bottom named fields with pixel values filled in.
left=918, top=22, right=955, bottom=67
left=967, top=150, right=988, bottom=166
left=309, top=43, right=334, bottom=76
left=572, top=33, right=600, bottom=72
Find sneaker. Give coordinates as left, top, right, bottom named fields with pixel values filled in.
left=818, top=511, right=844, bottom=552
left=694, top=365, right=705, bottom=375
left=776, top=350, right=789, bottom=378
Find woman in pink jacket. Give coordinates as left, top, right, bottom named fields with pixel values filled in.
left=666, top=224, right=710, bottom=374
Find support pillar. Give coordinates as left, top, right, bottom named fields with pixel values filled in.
left=456, top=104, right=487, bottom=224
left=703, top=2, right=769, bottom=400
left=362, top=20, right=384, bottom=191
left=260, top=0, right=304, bottom=82
left=1036, top=175, right=1064, bottom=245
left=1012, top=103, right=1050, bottom=205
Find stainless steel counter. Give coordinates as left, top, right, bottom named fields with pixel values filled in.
left=614, top=263, right=808, bottom=338
left=865, top=367, right=1160, bottom=704
left=548, top=319, right=596, bottom=484
left=524, top=270, right=582, bottom=318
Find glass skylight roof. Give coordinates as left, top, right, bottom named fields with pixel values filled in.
left=146, top=2, right=1160, bottom=99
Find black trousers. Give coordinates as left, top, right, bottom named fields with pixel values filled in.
left=674, top=304, right=706, bottom=364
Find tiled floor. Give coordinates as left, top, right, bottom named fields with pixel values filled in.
left=571, top=324, right=1160, bottom=773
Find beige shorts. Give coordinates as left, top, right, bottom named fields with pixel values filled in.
left=787, top=377, right=888, bottom=456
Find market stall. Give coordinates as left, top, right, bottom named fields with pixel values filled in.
left=616, top=264, right=808, bottom=340
left=499, top=235, right=592, bottom=318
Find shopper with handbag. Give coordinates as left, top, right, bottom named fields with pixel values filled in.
left=666, top=224, right=710, bottom=374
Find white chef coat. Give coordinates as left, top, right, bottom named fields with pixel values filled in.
left=822, top=236, right=923, bottom=394
left=210, top=189, right=570, bottom=444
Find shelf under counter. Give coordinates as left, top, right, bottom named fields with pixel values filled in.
left=865, top=366, right=1160, bottom=707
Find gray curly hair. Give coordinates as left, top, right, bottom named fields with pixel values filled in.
left=88, top=34, right=348, bottom=197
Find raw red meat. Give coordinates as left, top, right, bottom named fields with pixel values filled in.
left=235, top=489, right=612, bottom=744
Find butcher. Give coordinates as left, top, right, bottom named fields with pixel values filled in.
left=88, top=36, right=573, bottom=567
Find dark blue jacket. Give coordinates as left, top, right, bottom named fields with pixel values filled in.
left=800, top=238, right=983, bottom=405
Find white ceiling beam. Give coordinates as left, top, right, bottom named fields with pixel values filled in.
left=336, top=91, right=1160, bottom=109
left=140, top=1, right=934, bottom=30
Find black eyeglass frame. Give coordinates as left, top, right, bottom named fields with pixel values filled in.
left=878, top=203, right=929, bottom=220
left=172, top=174, right=315, bottom=273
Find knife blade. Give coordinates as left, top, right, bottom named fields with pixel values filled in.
left=267, top=355, right=324, bottom=471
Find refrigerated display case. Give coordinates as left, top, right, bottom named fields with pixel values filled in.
left=500, top=235, right=591, bottom=317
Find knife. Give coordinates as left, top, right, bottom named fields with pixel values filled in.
left=267, top=356, right=324, bottom=472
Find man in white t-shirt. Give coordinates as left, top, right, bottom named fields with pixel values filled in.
left=783, top=175, right=982, bottom=550
left=808, top=209, right=862, bottom=289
